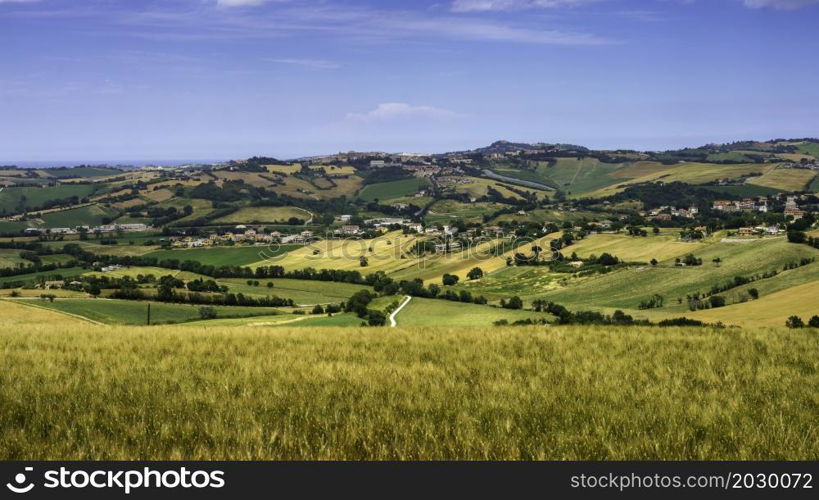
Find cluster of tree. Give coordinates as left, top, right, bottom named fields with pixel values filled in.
left=786, top=315, right=819, bottom=329
left=676, top=254, right=702, bottom=266
left=344, top=290, right=386, bottom=326
left=112, top=286, right=294, bottom=308
left=638, top=294, right=665, bottom=310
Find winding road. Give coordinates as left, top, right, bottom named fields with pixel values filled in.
left=389, top=295, right=412, bottom=327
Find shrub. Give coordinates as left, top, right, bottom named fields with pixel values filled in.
left=198, top=306, right=217, bottom=320
left=786, top=316, right=805, bottom=329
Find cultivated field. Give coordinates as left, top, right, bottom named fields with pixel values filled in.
left=213, top=206, right=311, bottom=224
left=1, top=308, right=817, bottom=460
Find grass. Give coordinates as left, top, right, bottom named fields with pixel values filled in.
left=686, top=280, right=819, bottom=327
left=213, top=206, right=311, bottom=224
left=0, top=184, right=99, bottom=213
left=216, top=278, right=370, bottom=305
left=41, top=204, right=118, bottom=227
left=146, top=245, right=299, bottom=267
left=393, top=297, right=551, bottom=326
left=424, top=200, right=506, bottom=224
left=1, top=307, right=817, bottom=460
left=31, top=298, right=281, bottom=325
left=746, top=166, right=817, bottom=192
left=0, top=249, right=29, bottom=268
left=358, top=178, right=428, bottom=202
left=567, top=233, right=701, bottom=263
left=542, top=238, right=819, bottom=313
left=0, top=267, right=86, bottom=286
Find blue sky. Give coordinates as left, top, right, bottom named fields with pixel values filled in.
left=1, top=0, right=818, bottom=162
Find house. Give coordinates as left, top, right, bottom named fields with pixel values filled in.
left=39, top=280, right=64, bottom=290
left=784, top=207, right=805, bottom=220
left=336, top=214, right=352, bottom=222
left=338, top=225, right=361, bottom=235
left=434, top=241, right=462, bottom=253
left=369, top=160, right=386, bottom=168
left=403, top=223, right=423, bottom=233
left=738, top=227, right=755, bottom=236
left=712, top=200, right=735, bottom=212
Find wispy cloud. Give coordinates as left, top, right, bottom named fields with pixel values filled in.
left=264, top=58, right=340, bottom=70
left=451, top=0, right=595, bottom=12
left=743, top=0, right=819, bottom=8
left=0, top=0, right=40, bottom=4
left=346, top=103, right=459, bottom=123
left=11, top=2, right=612, bottom=46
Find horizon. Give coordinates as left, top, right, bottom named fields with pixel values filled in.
left=3, top=0, right=819, bottom=161
left=4, top=135, right=819, bottom=167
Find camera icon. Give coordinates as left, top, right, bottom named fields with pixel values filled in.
left=6, top=467, right=35, bottom=494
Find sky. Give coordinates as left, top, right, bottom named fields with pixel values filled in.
left=1, top=0, right=818, bottom=163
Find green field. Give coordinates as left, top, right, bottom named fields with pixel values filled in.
left=393, top=297, right=552, bottom=326
left=41, top=204, right=118, bottom=227
left=358, top=178, right=428, bottom=202
left=1, top=303, right=817, bottom=460
left=0, top=249, right=29, bottom=268
left=0, top=184, right=99, bottom=213
left=216, top=278, right=370, bottom=305
left=542, top=238, right=819, bottom=315
left=31, top=298, right=281, bottom=325
left=0, top=267, right=86, bottom=286
left=146, top=244, right=299, bottom=267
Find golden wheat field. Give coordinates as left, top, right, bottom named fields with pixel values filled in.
left=1, top=299, right=817, bottom=461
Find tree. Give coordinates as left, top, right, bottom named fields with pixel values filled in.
left=502, top=296, right=523, bottom=310
left=708, top=295, right=726, bottom=308
left=442, top=274, right=459, bottom=286
left=467, top=267, right=484, bottom=280
left=748, top=288, right=759, bottom=300
left=198, top=306, right=217, bottom=320
left=650, top=258, right=658, bottom=266
left=267, top=282, right=274, bottom=288
left=809, top=316, right=819, bottom=328
left=597, top=253, right=619, bottom=266
left=85, top=283, right=101, bottom=298
left=786, top=315, right=805, bottom=329
left=312, top=304, right=325, bottom=314
left=787, top=231, right=806, bottom=244
left=359, top=256, right=369, bottom=267
left=366, top=309, right=386, bottom=326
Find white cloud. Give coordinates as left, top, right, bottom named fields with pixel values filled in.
left=452, top=0, right=594, bottom=12
left=743, top=0, right=819, bottom=8
left=346, top=103, right=458, bottom=123
left=264, top=58, right=340, bottom=70
left=0, top=0, right=40, bottom=4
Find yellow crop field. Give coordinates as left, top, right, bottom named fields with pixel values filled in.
left=213, top=206, right=312, bottom=224
left=746, top=166, right=817, bottom=192
left=1, top=317, right=817, bottom=460
left=589, top=162, right=775, bottom=197
left=0, top=299, right=88, bottom=326
left=684, top=280, right=819, bottom=328
left=259, top=231, right=423, bottom=274
left=264, top=164, right=301, bottom=174
left=568, top=233, right=703, bottom=262
left=143, top=188, right=174, bottom=202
